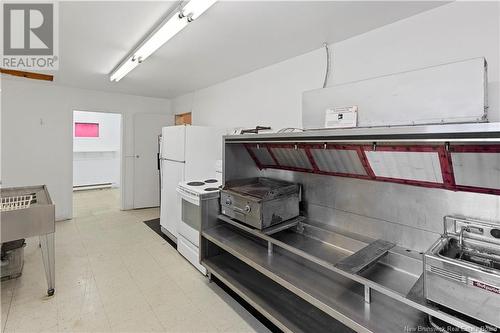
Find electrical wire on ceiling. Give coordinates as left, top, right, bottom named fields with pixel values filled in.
left=322, top=42, right=331, bottom=88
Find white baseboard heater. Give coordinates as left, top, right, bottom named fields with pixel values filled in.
left=73, top=183, right=113, bottom=191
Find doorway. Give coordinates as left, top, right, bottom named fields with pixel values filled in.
left=72, top=110, right=122, bottom=218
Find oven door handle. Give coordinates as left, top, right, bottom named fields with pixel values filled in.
left=232, top=205, right=251, bottom=214
left=232, top=206, right=245, bottom=213
left=176, top=187, right=200, bottom=206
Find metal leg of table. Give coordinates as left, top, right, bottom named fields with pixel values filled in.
left=364, top=285, right=371, bottom=304
left=39, top=233, right=55, bottom=296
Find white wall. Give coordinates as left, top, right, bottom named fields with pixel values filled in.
left=73, top=111, right=121, bottom=188
left=172, top=47, right=325, bottom=129
left=173, top=1, right=500, bottom=127
left=327, top=0, right=499, bottom=122
left=1, top=78, right=172, bottom=220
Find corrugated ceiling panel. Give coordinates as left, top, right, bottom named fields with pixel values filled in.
left=250, top=147, right=276, bottom=166
left=270, top=148, right=312, bottom=170
left=311, top=149, right=367, bottom=175
left=366, top=151, right=443, bottom=183
left=452, top=153, right=500, bottom=190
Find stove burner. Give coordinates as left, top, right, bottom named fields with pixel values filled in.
left=187, top=181, right=205, bottom=186
left=204, top=188, right=219, bottom=191
left=204, top=179, right=218, bottom=183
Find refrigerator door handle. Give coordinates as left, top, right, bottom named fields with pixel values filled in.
left=160, top=158, right=186, bottom=163
left=160, top=162, right=163, bottom=190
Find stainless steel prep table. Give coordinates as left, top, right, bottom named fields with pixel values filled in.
left=1, top=185, right=56, bottom=296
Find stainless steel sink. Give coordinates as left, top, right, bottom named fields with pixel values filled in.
left=424, top=216, right=500, bottom=328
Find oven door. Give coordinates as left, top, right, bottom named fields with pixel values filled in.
left=179, top=198, right=202, bottom=246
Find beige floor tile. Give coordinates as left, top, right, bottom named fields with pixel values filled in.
left=5, top=297, right=58, bottom=333
left=4, top=322, right=59, bottom=333
left=154, top=301, right=218, bottom=333
left=53, top=277, right=97, bottom=305
left=109, top=307, right=164, bottom=333
left=111, top=320, right=164, bottom=333
left=0, top=189, right=268, bottom=333
left=58, top=309, right=111, bottom=333
left=141, top=283, right=188, bottom=311
left=56, top=280, right=104, bottom=322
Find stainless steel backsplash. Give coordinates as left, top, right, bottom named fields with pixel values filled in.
left=260, top=168, right=500, bottom=252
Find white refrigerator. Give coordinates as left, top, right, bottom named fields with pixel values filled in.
left=159, top=125, right=226, bottom=242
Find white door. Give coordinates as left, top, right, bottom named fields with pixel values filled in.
left=133, top=113, right=170, bottom=208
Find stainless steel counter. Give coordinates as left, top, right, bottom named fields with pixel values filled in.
left=201, top=215, right=488, bottom=332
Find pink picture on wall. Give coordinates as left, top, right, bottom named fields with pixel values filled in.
left=75, top=122, right=99, bottom=137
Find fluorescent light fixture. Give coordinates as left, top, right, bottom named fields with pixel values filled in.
left=109, top=0, right=218, bottom=82
left=182, top=0, right=218, bottom=20
left=110, top=56, right=139, bottom=82
left=134, top=11, right=188, bottom=61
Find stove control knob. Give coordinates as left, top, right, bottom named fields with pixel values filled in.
left=244, top=205, right=251, bottom=213
left=225, top=198, right=232, bottom=206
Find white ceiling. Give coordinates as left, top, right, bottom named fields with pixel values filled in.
left=56, top=1, right=447, bottom=99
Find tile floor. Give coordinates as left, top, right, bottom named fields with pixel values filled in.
left=1, top=188, right=270, bottom=333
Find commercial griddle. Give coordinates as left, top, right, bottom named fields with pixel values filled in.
left=220, top=178, right=300, bottom=230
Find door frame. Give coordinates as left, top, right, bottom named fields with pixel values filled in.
left=71, top=110, right=125, bottom=212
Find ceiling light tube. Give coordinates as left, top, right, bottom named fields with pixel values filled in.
left=181, top=0, right=218, bottom=21
left=134, top=11, right=188, bottom=61
left=109, top=0, right=218, bottom=82
left=110, top=56, right=139, bottom=82
left=110, top=12, right=187, bottom=82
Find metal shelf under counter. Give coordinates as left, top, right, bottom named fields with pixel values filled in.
left=201, top=216, right=486, bottom=332
left=204, top=254, right=355, bottom=333
left=202, top=223, right=428, bottom=332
